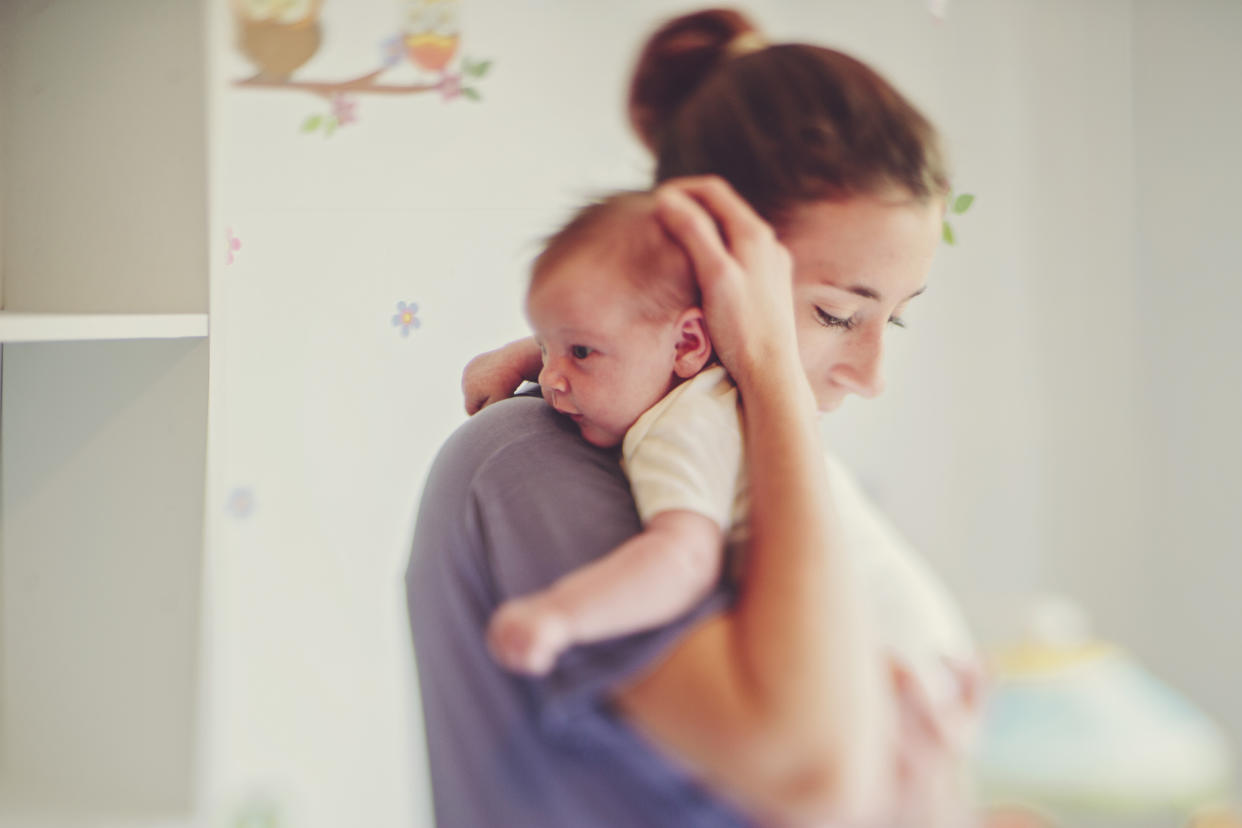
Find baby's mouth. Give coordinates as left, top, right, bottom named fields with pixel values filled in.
left=551, top=402, right=583, bottom=422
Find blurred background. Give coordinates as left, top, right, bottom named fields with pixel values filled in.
left=0, top=0, right=1238, bottom=826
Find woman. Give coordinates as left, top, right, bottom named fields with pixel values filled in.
left=408, top=9, right=979, bottom=826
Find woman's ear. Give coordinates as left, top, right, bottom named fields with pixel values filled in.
left=672, top=308, right=713, bottom=379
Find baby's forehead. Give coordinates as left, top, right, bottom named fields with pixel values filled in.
left=529, top=191, right=696, bottom=322
left=530, top=242, right=645, bottom=301
left=536, top=204, right=665, bottom=278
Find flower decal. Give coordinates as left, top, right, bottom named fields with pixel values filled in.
left=226, top=227, right=242, bottom=265
left=380, top=33, right=404, bottom=69
left=331, top=94, right=358, bottom=126
left=392, top=301, right=421, bottom=336
left=233, top=793, right=282, bottom=828
left=438, top=72, right=462, bottom=101
left=301, top=94, right=360, bottom=137
left=226, top=487, right=256, bottom=519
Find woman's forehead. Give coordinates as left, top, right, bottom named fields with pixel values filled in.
left=781, top=197, right=940, bottom=289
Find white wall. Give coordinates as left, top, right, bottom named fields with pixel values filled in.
left=1129, top=0, right=1242, bottom=757
left=201, top=1, right=1241, bottom=824
left=821, top=0, right=1146, bottom=651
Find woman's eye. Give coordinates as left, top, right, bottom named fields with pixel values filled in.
left=570, top=345, right=594, bottom=359
left=814, top=307, right=856, bottom=330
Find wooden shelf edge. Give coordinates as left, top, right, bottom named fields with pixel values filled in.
left=0, top=313, right=208, bottom=344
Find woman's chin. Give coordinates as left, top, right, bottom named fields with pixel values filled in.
left=817, top=395, right=845, bottom=413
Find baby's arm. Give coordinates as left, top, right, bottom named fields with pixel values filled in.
left=462, top=337, right=542, bottom=414
left=487, top=509, right=724, bottom=675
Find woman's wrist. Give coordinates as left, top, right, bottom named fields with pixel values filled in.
left=732, top=350, right=816, bottom=416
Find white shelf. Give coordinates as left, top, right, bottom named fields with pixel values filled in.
left=0, top=801, right=194, bottom=828
left=0, top=312, right=208, bottom=344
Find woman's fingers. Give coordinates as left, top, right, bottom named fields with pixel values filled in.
left=654, top=186, right=735, bottom=292
left=654, top=175, right=802, bottom=388
left=656, top=175, right=774, bottom=257
left=890, top=659, right=948, bottom=748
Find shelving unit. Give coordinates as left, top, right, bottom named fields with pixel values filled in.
left=0, top=1, right=210, bottom=825
left=0, top=312, right=208, bottom=344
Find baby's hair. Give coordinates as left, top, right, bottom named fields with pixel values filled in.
left=531, top=191, right=699, bottom=323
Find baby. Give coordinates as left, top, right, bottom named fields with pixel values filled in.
left=485, top=190, right=744, bottom=675
left=485, top=191, right=975, bottom=725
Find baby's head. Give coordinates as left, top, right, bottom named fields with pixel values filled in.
left=526, top=191, right=713, bottom=448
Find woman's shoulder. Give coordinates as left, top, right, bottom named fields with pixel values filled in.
left=436, top=391, right=630, bottom=492
left=422, top=392, right=642, bottom=590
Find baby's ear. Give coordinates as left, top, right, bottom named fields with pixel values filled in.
left=673, top=308, right=713, bottom=379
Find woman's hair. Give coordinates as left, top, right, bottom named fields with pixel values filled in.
left=628, top=8, right=949, bottom=222
left=530, top=191, right=698, bottom=324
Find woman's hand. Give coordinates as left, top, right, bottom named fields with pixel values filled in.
left=887, top=655, right=985, bottom=826
left=653, top=176, right=803, bottom=394
left=461, top=337, right=543, bottom=415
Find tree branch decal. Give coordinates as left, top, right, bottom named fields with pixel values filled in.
left=230, top=1, right=492, bottom=137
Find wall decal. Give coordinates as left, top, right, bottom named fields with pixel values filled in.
left=392, top=301, right=421, bottom=336
left=231, top=0, right=493, bottom=136
left=231, top=792, right=283, bottom=828
left=943, top=190, right=975, bottom=245
left=226, top=227, right=243, bottom=264
left=227, top=487, right=257, bottom=518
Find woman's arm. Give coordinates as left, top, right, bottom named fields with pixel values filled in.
left=461, top=336, right=543, bottom=414
left=613, top=178, right=890, bottom=824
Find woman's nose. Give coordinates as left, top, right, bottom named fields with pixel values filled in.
left=833, top=330, right=885, bottom=398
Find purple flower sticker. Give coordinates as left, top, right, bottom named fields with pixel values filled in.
left=227, top=487, right=255, bottom=519
left=380, top=33, right=404, bottom=69
left=226, top=227, right=242, bottom=265
left=393, top=301, right=421, bottom=336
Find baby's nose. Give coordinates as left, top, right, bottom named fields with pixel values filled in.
left=538, top=363, right=568, bottom=393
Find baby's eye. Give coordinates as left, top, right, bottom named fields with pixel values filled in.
left=571, top=345, right=594, bottom=359
left=888, top=315, right=907, bottom=329
left=814, top=307, right=857, bottom=331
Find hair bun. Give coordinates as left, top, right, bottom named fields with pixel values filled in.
left=627, top=8, right=763, bottom=151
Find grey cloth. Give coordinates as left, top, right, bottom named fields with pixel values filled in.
left=406, top=393, right=751, bottom=828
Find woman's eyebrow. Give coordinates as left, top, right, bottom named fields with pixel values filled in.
left=846, top=284, right=927, bottom=302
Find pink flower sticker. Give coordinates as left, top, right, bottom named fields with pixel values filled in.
left=226, top=227, right=242, bottom=265
left=438, top=73, right=462, bottom=101
left=331, top=94, right=359, bottom=127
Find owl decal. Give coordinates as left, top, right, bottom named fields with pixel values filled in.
left=402, top=0, right=460, bottom=74
left=230, top=0, right=491, bottom=130
left=233, top=0, right=324, bottom=81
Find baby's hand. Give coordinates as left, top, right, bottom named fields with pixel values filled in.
left=461, top=338, right=543, bottom=415
left=486, top=596, right=574, bottom=676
